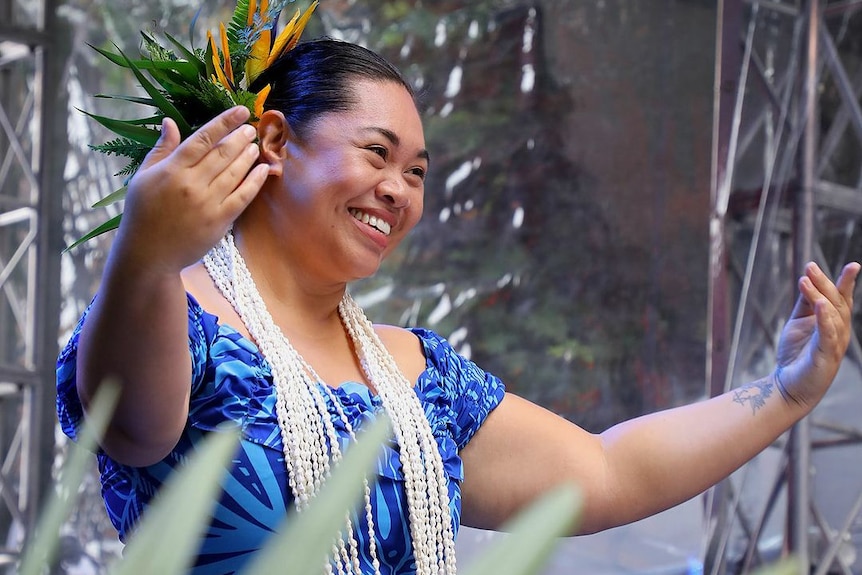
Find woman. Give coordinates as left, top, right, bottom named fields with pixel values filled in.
left=57, top=38, right=859, bottom=575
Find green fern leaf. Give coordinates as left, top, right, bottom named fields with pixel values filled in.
left=227, top=0, right=253, bottom=48
left=89, top=136, right=152, bottom=158
left=88, top=136, right=149, bottom=178
left=116, top=156, right=146, bottom=177
left=145, top=32, right=176, bottom=56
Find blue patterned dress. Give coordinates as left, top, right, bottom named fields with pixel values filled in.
left=56, top=294, right=506, bottom=574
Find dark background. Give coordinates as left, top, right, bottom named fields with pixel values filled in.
left=64, top=0, right=717, bottom=430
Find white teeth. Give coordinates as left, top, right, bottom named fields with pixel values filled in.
left=378, top=219, right=392, bottom=235
left=350, top=209, right=391, bottom=236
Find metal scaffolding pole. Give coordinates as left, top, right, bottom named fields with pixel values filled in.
left=785, top=1, right=819, bottom=570
left=707, top=0, right=862, bottom=573
left=0, top=0, right=65, bottom=568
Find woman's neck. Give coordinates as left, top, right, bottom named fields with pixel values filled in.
left=231, top=218, right=347, bottom=334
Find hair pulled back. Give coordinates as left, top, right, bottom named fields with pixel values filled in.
left=249, top=38, right=415, bottom=139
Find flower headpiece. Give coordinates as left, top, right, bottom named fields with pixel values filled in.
left=72, top=0, right=318, bottom=249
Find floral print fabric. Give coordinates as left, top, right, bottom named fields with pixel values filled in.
left=56, top=294, right=505, bottom=574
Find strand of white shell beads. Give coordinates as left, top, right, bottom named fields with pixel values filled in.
left=203, top=231, right=457, bottom=575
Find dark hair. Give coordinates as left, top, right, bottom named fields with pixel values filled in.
left=249, top=38, right=415, bottom=139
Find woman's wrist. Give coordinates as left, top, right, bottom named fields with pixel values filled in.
left=773, top=367, right=794, bottom=404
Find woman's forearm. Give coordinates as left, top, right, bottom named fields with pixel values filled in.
left=597, top=373, right=804, bottom=529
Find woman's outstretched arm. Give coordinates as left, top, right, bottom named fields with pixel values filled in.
left=460, top=261, right=859, bottom=534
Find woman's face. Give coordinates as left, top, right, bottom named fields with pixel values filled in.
left=270, top=78, right=428, bottom=284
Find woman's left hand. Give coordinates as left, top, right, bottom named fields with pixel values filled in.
left=775, top=261, right=860, bottom=408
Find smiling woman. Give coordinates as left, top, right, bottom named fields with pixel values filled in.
left=239, top=77, right=427, bottom=272
left=57, top=3, right=861, bottom=575
left=60, top=36, right=492, bottom=575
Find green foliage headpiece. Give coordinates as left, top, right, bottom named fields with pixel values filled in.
left=73, top=0, right=319, bottom=249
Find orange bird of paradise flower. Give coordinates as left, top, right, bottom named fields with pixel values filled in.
left=208, top=0, right=318, bottom=123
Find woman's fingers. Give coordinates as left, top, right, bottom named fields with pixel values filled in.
left=801, top=262, right=859, bottom=359
left=156, top=106, right=265, bottom=213
left=139, top=117, right=181, bottom=170
left=834, top=262, right=861, bottom=305
left=220, top=163, right=270, bottom=220
left=205, top=132, right=257, bottom=182
left=172, top=106, right=252, bottom=170
left=203, top=125, right=262, bottom=191
left=792, top=262, right=859, bottom=320
left=117, top=106, right=270, bottom=271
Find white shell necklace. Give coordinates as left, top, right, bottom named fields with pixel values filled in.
left=203, top=231, right=457, bottom=575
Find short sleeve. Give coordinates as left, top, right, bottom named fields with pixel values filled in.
left=186, top=293, right=216, bottom=396
left=56, top=301, right=92, bottom=442
left=411, top=328, right=506, bottom=450
left=56, top=293, right=214, bottom=443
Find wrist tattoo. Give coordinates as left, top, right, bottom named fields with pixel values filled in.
left=732, top=378, right=776, bottom=415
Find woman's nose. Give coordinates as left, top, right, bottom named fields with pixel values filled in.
left=376, top=175, right=410, bottom=208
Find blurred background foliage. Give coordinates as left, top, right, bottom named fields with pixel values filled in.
left=332, top=0, right=713, bottom=429
left=57, top=0, right=715, bottom=566
left=63, top=0, right=715, bottom=431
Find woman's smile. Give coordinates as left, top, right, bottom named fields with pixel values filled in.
left=349, top=208, right=393, bottom=236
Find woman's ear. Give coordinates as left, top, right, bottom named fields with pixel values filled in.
left=256, top=110, right=294, bottom=177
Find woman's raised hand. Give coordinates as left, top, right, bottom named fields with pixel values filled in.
left=115, top=106, right=269, bottom=274
left=775, top=261, right=860, bottom=408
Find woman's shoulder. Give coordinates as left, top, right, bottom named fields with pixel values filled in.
left=373, top=325, right=452, bottom=359
left=374, top=324, right=428, bottom=385
left=374, top=324, right=448, bottom=345
left=375, top=325, right=473, bottom=381
left=373, top=325, right=479, bottom=384
left=182, top=261, right=262, bottom=347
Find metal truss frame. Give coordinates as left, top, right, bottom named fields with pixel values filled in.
left=3, top=0, right=862, bottom=573
left=707, top=0, right=862, bottom=573
left=0, top=0, right=64, bottom=568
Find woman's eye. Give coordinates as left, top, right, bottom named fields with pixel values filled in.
left=369, top=146, right=387, bottom=159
